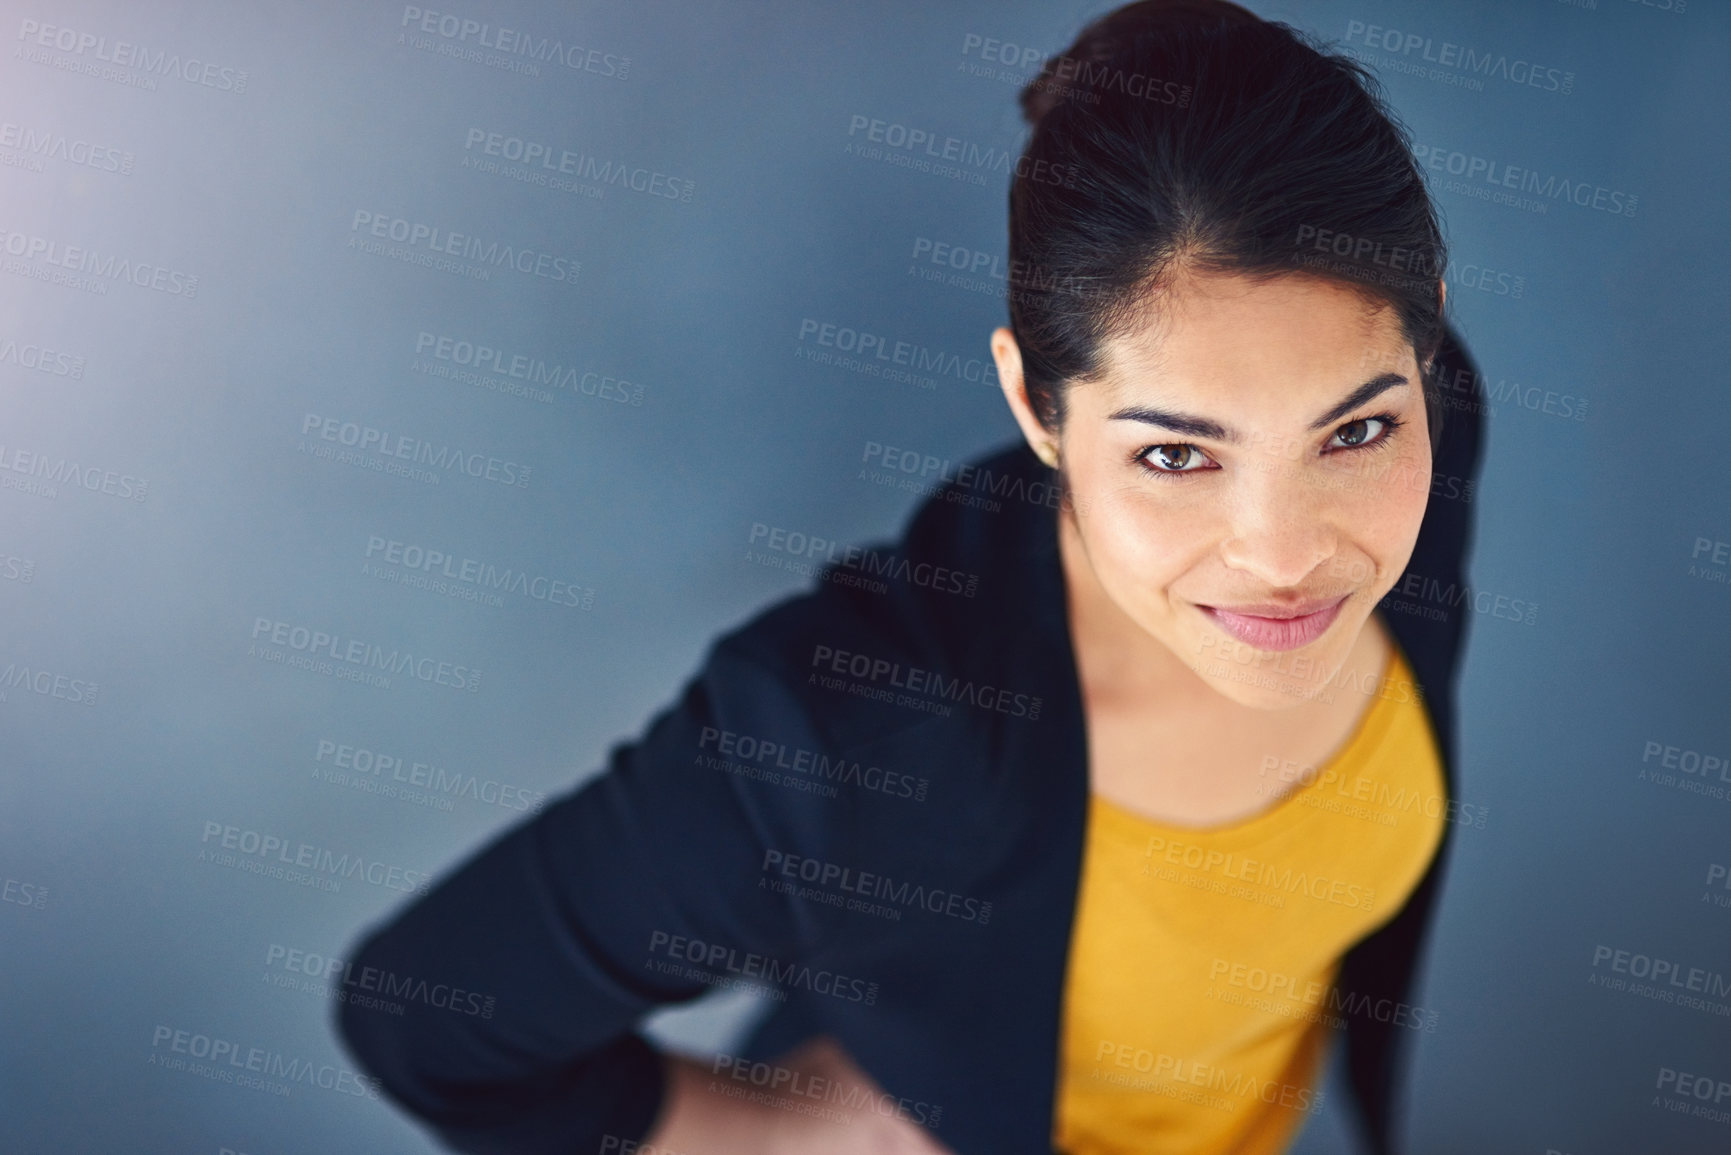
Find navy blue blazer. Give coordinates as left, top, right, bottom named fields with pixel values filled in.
left=338, top=330, right=1485, bottom=1155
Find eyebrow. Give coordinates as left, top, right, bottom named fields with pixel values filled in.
left=1107, top=373, right=1411, bottom=444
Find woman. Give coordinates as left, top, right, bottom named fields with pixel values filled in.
left=337, top=3, right=1485, bottom=1153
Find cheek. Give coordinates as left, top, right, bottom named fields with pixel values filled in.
left=1349, top=453, right=1433, bottom=579
left=1077, top=482, right=1206, bottom=591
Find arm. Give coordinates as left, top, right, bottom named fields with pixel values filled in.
left=643, top=1039, right=956, bottom=1155
left=334, top=642, right=827, bottom=1154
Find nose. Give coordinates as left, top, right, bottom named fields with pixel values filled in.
left=1216, top=460, right=1339, bottom=589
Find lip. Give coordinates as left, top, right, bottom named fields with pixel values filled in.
left=1198, top=594, right=1350, bottom=652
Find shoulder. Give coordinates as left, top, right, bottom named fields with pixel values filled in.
left=612, top=440, right=1064, bottom=928
left=703, top=439, right=1060, bottom=750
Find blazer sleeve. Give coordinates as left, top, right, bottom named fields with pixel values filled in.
left=335, top=635, right=831, bottom=1154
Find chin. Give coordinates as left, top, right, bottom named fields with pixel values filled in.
left=1180, top=621, right=1355, bottom=709
left=1202, top=669, right=1334, bottom=710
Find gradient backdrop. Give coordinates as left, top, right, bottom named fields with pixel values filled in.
left=1, top=1, right=1727, bottom=1152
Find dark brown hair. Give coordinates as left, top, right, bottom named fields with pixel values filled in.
left=1008, top=0, right=1448, bottom=451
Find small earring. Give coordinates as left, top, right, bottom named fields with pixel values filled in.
left=1034, top=441, right=1059, bottom=468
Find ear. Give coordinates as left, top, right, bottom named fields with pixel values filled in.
left=991, top=327, right=1059, bottom=461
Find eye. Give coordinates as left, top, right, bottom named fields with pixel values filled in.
left=1325, top=415, right=1401, bottom=452
left=1136, top=443, right=1218, bottom=476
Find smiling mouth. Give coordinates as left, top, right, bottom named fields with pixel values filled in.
left=1197, top=594, right=1350, bottom=652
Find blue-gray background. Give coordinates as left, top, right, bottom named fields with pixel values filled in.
left=2, top=1, right=1727, bottom=1152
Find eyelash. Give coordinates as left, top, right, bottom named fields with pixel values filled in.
left=1132, top=412, right=1405, bottom=480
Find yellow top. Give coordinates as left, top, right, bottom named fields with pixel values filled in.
left=1053, top=646, right=1446, bottom=1155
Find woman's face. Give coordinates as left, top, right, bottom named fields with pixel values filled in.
left=994, top=270, right=1435, bottom=710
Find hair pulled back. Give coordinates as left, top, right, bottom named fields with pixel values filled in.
left=1009, top=0, right=1448, bottom=448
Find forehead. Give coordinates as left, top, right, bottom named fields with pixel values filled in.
left=1093, top=271, right=1410, bottom=407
